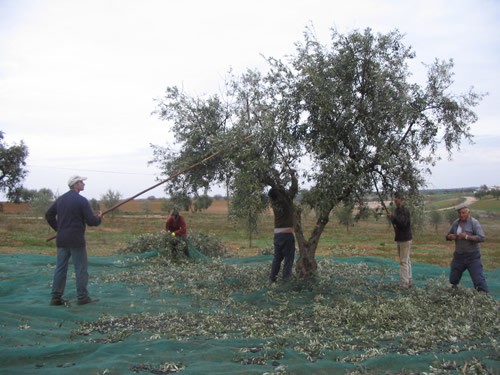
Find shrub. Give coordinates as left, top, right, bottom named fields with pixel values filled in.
left=119, top=231, right=226, bottom=259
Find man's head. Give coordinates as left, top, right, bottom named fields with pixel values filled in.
left=456, top=204, right=470, bottom=221
left=171, top=207, right=179, bottom=217
left=393, top=191, right=404, bottom=206
left=67, top=175, right=87, bottom=191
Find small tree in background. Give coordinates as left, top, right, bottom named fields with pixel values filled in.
left=429, top=209, right=443, bottom=234
left=142, top=199, right=152, bottom=216
left=474, top=184, right=489, bottom=200
left=336, top=203, right=355, bottom=233
left=89, top=198, right=100, bottom=212
left=29, top=188, right=55, bottom=218
left=170, top=192, right=192, bottom=212
left=100, top=189, right=122, bottom=218
left=228, top=173, right=268, bottom=248
left=446, top=209, right=458, bottom=225
left=192, top=195, right=213, bottom=212
left=0, top=131, right=29, bottom=202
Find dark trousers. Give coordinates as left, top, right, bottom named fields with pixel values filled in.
left=449, top=251, right=489, bottom=292
left=270, top=233, right=295, bottom=282
left=52, top=247, right=89, bottom=300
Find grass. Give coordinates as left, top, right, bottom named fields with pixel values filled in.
left=1, top=196, right=499, bottom=270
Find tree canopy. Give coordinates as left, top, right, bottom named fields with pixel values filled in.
left=0, top=131, right=29, bottom=202
left=151, top=27, right=484, bottom=278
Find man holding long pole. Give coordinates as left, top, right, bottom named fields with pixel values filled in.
left=45, top=175, right=103, bottom=306
left=387, top=191, right=413, bottom=290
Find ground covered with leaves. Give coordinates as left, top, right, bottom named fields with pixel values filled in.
left=74, top=253, right=499, bottom=374
left=1, top=237, right=498, bottom=374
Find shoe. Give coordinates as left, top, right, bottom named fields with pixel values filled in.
left=77, top=297, right=99, bottom=305
left=49, top=297, right=68, bottom=306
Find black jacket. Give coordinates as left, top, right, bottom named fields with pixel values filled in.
left=390, top=205, right=412, bottom=242
left=45, top=190, right=101, bottom=248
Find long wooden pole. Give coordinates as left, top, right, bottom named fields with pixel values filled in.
left=47, top=136, right=250, bottom=242
left=371, top=172, right=390, bottom=214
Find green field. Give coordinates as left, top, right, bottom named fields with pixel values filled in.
left=1, top=195, right=499, bottom=270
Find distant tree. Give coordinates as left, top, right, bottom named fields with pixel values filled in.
left=355, top=204, right=372, bottom=222
left=228, top=173, right=267, bottom=247
left=491, top=188, right=500, bottom=200
left=89, top=198, right=100, bottom=212
left=160, top=198, right=171, bottom=214
left=429, top=209, right=442, bottom=233
left=142, top=199, right=151, bottom=216
left=446, top=209, right=457, bottom=224
left=29, top=188, right=55, bottom=218
left=0, top=131, right=29, bottom=202
left=9, top=187, right=36, bottom=203
left=336, top=203, right=355, bottom=233
left=100, top=189, right=122, bottom=218
left=474, top=184, right=489, bottom=200
left=192, top=195, right=213, bottom=212
left=170, top=192, right=192, bottom=212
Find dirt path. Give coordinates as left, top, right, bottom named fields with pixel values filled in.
left=437, top=196, right=477, bottom=211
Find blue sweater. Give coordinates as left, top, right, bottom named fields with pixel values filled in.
left=45, top=190, right=101, bottom=248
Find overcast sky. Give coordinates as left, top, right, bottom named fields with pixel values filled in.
left=1, top=0, right=499, bottom=200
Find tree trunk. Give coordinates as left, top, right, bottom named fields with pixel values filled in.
left=294, top=206, right=330, bottom=279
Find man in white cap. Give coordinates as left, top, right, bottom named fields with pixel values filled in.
left=45, top=175, right=103, bottom=305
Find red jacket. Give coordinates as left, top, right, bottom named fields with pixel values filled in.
left=165, top=214, right=187, bottom=238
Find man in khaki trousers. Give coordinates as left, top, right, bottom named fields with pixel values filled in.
left=387, top=192, right=413, bottom=289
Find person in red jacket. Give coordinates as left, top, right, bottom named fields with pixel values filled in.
left=165, top=207, right=187, bottom=238
left=165, top=207, right=188, bottom=257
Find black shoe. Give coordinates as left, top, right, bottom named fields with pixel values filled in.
left=77, top=297, right=99, bottom=305
left=50, top=297, right=68, bottom=306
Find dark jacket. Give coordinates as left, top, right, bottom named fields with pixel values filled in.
left=45, top=190, right=101, bottom=248
left=390, top=205, right=412, bottom=242
left=268, top=173, right=298, bottom=229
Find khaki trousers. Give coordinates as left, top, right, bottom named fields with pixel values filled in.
left=397, top=240, right=412, bottom=288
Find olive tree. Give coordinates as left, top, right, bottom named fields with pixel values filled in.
left=152, top=27, right=484, bottom=279
left=100, top=189, right=122, bottom=218
left=0, top=131, right=29, bottom=202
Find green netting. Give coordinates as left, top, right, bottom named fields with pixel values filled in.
left=0, top=252, right=498, bottom=374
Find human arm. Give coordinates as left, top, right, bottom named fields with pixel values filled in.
left=82, top=198, right=102, bottom=227
left=45, top=201, right=58, bottom=231
left=174, top=216, right=187, bottom=237
left=446, top=220, right=459, bottom=241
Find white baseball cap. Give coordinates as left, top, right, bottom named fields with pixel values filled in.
left=67, top=175, right=87, bottom=187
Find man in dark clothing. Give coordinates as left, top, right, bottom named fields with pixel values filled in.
left=446, top=205, right=488, bottom=292
left=387, top=191, right=413, bottom=289
left=45, top=175, right=102, bottom=306
left=268, top=169, right=298, bottom=283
